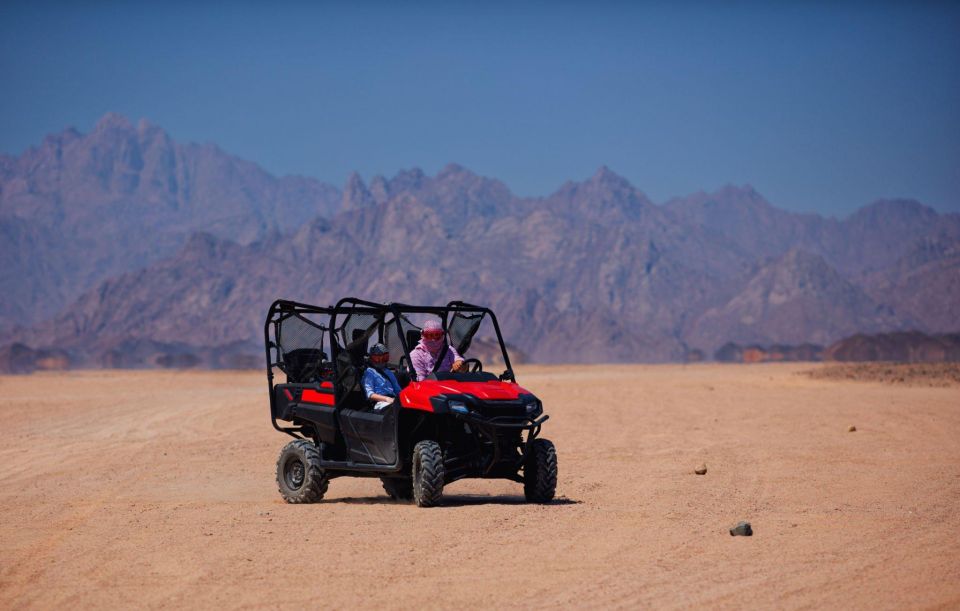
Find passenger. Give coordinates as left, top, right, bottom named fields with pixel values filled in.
left=410, top=319, right=466, bottom=381
left=362, top=343, right=402, bottom=411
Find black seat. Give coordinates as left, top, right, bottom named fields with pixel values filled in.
left=405, top=329, right=421, bottom=351
left=336, top=330, right=372, bottom=410
left=281, top=348, right=327, bottom=383
left=349, top=329, right=369, bottom=366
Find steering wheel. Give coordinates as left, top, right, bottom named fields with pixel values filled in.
left=462, top=358, right=483, bottom=372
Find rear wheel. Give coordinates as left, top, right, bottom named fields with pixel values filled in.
left=524, top=438, right=557, bottom=503
left=380, top=477, right=414, bottom=501
left=412, top=440, right=444, bottom=507
left=276, top=440, right=329, bottom=503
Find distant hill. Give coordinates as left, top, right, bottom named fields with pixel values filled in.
left=825, top=331, right=960, bottom=363
left=686, top=248, right=906, bottom=353
left=2, top=113, right=959, bottom=369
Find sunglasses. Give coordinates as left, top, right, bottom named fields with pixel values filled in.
left=422, top=329, right=445, bottom=340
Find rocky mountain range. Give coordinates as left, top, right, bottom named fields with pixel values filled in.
left=1, top=114, right=958, bottom=368
left=0, top=113, right=340, bottom=327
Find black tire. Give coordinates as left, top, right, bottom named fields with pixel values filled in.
left=412, top=440, right=444, bottom=507
left=276, top=440, right=329, bottom=503
left=380, top=477, right=414, bottom=501
left=524, top=438, right=557, bottom=503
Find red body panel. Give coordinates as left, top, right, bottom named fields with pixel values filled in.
left=400, top=380, right=531, bottom=412
left=301, top=387, right=334, bottom=406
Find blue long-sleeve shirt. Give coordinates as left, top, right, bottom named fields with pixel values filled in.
left=362, top=367, right=402, bottom=401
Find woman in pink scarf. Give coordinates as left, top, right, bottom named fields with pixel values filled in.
left=410, top=319, right=466, bottom=381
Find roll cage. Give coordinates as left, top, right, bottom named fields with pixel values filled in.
left=264, top=297, right=517, bottom=439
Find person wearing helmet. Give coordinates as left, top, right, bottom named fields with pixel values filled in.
left=410, top=319, right=466, bottom=381
left=362, top=343, right=402, bottom=410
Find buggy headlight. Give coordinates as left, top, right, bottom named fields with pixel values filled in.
left=449, top=400, right=468, bottom=414
left=525, top=399, right=542, bottom=417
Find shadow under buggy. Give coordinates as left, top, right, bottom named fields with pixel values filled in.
left=265, top=298, right=557, bottom=507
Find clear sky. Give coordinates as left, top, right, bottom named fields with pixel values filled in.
left=1, top=1, right=958, bottom=215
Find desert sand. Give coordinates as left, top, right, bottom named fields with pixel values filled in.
left=1, top=364, right=958, bottom=609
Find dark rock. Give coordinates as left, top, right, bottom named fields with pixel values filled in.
left=0, top=343, right=38, bottom=374
left=715, top=341, right=824, bottom=363
left=729, top=521, right=753, bottom=536
left=0, top=343, right=71, bottom=373
left=825, top=331, right=960, bottom=363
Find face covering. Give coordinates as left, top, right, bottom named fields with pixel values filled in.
left=421, top=322, right=445, bottom=354
left=423, top=337, right=444, bottom=353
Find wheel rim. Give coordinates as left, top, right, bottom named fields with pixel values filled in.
left=284, top=457, right=305, bottom=490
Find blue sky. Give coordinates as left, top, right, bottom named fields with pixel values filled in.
left=1, top=1, right=958, bottom=215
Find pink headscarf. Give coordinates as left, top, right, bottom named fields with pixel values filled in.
left=420, top=319, right=445, bottom=354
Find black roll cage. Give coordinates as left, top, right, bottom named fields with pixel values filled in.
left=264, top=297, right=517, bottom=439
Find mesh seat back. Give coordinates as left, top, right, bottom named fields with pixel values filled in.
left=406, top=329, right=421, bottom=351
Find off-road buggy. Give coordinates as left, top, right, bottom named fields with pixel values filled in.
left=264, top=298, right=557, bottom=507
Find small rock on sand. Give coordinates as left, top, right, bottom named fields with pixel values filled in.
left=730, top=521, right=753, bottom=536
left=848, top=425, right=857, bottom=432
left=694, top=464, right=707, bottom=475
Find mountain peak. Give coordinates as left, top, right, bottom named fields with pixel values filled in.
left=93, top=112, right=134, bottom=132
left=715, top=183, right=762, bottom=200
left=437, top=163, right=472, bottom=178
left=546, top=165, right=653, bottom=217
left=369, top=175, right=390, bottom=205
left=135, top=117, right=164, bottom=136
left=41, top=126, right=82, bottom=148
left=341, top=172, right=374, bottom=211
left=386, top=167, right=426, bottom=194
left=590, top=165, right=631, bottom=188
left=849, top=198, right=936, bottom=222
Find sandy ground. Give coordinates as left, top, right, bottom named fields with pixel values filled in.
left=1, top=364, right=958, bottom=609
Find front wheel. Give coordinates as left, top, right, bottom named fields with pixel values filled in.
left=412, top=440, right=444, bottom=507
left=276, top=440, right=329, bottom=503
left=524, top=438, right=557, bottom=503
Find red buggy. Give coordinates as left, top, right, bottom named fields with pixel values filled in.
left=265, top=298, right=557, bottom=507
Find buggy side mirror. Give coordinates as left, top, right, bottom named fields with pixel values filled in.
left=499, top=370, right=515, bottom=382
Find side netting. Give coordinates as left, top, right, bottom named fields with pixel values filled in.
left=276, top=312, right=328, bottom=383
left=448, top=310, right=485, bottom=356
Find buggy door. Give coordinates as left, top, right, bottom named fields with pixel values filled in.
left=338, top=401, right=399, bottom=465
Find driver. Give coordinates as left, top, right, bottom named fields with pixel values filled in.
left=411, top=319, right=466, bottom=381
left=362, top=343, right=402, bottom=410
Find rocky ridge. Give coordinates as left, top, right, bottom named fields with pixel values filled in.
left=2, top=114, right=959, bottom=368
